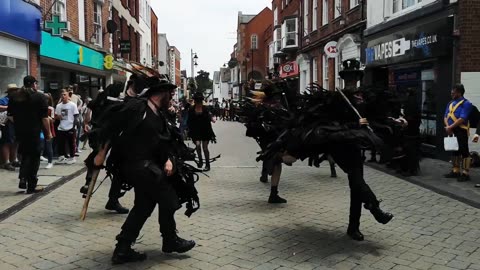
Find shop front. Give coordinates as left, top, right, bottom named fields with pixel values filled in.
left=40, top=31, right=107, bottom=101
left=363, top=17, right=454, bottom=156
left=0, top=0, right=41, bottom=91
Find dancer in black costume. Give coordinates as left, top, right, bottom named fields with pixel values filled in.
left=80, top=83, right=129, bottom=214
left=187, top=91, right=216, bottom=171
left=242, top=59, right=394, bottom=241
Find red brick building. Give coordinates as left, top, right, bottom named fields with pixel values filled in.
left=151, top=9, right=159, bottom=69
left=299, top=0, right=365, bottom=91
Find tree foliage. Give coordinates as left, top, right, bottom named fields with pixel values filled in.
left=195, top=70, right=213, bottom=93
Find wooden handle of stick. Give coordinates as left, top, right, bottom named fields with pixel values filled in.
left=80, top=169, right=100, bottom=221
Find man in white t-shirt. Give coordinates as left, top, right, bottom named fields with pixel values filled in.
left=55, top=89, right=79, bottom=164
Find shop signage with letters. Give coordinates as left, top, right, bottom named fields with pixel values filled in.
left=120, top=40, right=131, bottom=53
left=364, top=18, right=453, bottom=67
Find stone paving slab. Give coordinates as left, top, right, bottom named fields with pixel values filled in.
left=0, top=121, right=479, bottom=270
left=0, top=151, right=90, bottom=215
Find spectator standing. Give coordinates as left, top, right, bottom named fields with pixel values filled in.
left=0, top=84, right=20, bottom=171
left=444, top=84, right=472, bottom=182
left=41, top=93, right=56, bottom=169
left=8, top=76, right=52, bottom=193
left=55, top=89, right=79, bottom=164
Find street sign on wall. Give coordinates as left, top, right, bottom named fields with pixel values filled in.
left=120, top=40, right=131, bottom=53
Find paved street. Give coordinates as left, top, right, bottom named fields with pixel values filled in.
left=0, top=121, right=480, bottom=270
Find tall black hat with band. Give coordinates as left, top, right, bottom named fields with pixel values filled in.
left=141, top=77, right=177, bottom=97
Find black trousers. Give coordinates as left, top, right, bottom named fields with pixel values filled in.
left=453, top=128, right=469, bottom=158
left=84, top=150, right=123, bottom=200
left=57, top=129, right=76, bottom=158
left=329, top=145, right=379, bottom=227
left=18, top=137, right=41, bottom=191
left=116, top=162, right=179, bottom=243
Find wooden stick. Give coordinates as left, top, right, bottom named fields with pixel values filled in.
left=80, top=169, right=100, bottom=221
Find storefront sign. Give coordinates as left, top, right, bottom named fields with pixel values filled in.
left=44, top=15, right=69, bottom=36
left=40, top=31, right=104, bottom=70
left=104, top=55, right=114, bottom=70
left=120, top=40, right=131, bottom=53
left=280, top=61, right=299, bottom=78
left=0, top=0, right=42, bottom=44
left=324, top=41, right=338, bottom=58
left=364, top=18, right=453, bottom=67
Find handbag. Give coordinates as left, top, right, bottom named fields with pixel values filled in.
left=444, top=135, right=459, bottom=151
left=0, top=111, right=7, bottom=126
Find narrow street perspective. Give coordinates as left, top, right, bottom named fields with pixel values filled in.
left=1, top=0, right=480, bottom=270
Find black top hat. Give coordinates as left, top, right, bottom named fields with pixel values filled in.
left=140, top=76, right=177, bottom=97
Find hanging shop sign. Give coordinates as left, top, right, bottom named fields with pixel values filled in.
left=280, top=61, right=299, bottom=78
left=324, top=41, right=338, bottom=58
left=104, top=55, right=114, bottom=70
left=120, top=40, right=131, bottom=53
left=364, top=17, right=453, bottom=67
left=44, top=15, right=70, bottom=37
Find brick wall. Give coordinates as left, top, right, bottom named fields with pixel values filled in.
left=29, top=43, right=40, bottom=78
left=458, top=0, right=480, bottom=76
left=151, top=9, right=158, bottom=67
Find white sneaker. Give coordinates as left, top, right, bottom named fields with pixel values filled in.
left=45, top=163, right=53, bottom=169
left=66, top=157, right=76, bottom=165
left=40, top=156, right=48, bottom=162
left=77, top=149, right=82, bottom=153
left=55, top=156, right=68, bottom=164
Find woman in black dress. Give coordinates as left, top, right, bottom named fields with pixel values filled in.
left=187, top=92, right=216, bottom=171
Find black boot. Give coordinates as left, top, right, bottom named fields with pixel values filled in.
left=162, top=235, right=196, bottom=253
left=80, top=185, right=89, bottom=195
left=111, top=240, right=147, bottom=265
left=197, top=159, right=203, bottom=169
left=268, top=187, right=287, bottom=204
left=364, top=202, right=393, bottom=224
left=19, top=178, right=27, bottom=189
left=105, top=199, right=129, bottom=214
left=347, top=224, right=364, bottom=241
left=259, top=174, right=268, bottom=183
left=203, top=161, right=210, bottom=172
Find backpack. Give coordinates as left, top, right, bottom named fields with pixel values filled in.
left=469, top=105, right=480, bottom=129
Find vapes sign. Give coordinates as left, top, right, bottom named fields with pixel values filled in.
left=365, top=18, right=452, bottom=67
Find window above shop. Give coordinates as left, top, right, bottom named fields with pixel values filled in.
left=322, top=0, right=329, bottom=26
left=53, top=0, right=67, bottom=21
left=251, top=34, right=258, bottom=50
left=282, top=18, right=298, bottom=49
left=393, top=0, right=424, bottom=14
left=350, top=0, right=360, bottom=9
left=93, top=3, right=102, bottom=46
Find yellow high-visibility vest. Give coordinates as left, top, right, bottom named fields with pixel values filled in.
left=447, top=100, right=470, bottom=131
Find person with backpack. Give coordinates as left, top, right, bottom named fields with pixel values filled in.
left=444, top=84, right=473, bottom=182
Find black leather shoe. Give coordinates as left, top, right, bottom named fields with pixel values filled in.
left=268, top=194, right=287, bottom=204
left=112, top=242, right=147, bottom=265
left=26, top=187, right=44, bottom=194
left=444, top=171, right=460, bottom=178
left=458, top=174, right=471, bottom=182
left=80, top=185, right=89, bottom=194
left=259, top=175, right=268, bottom=183
left=197, top=160, right=203, bottom=169
left=365, top=203, right=393, bottom=224
left=203, top=163, right=210, bottom=172
left=162, top=235, right=196, bottom=253
left=347, top=227, right=364, bottom=241
left=105, top=199, right=129, bottom=214
left=19, top=179, right=27, bottom=189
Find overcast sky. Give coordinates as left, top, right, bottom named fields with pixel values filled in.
left=151, top=0, right=271, bottom=79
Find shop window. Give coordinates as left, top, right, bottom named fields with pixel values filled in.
left=322, top=0, right=329, bottom=25
left=93, top=3, right=103, bottom=46
left=282, top=18, right=298, bottom=48
left=53, top=0, right=67, bottom=21
left=0, top=56, right=27, bottom=92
